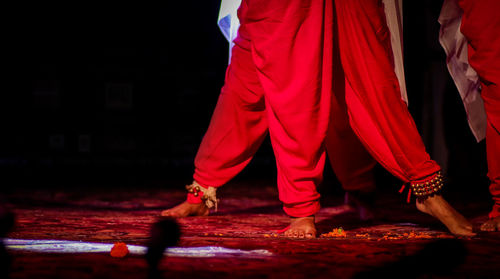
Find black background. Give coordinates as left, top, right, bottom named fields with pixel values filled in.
left=0, top=1, right=488, bottom=197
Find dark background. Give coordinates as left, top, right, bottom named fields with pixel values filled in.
left=0, top=1, right=489, bottom=197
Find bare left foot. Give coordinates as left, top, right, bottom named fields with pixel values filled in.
left=416, top=195, right=476, bottom=237
left=480, top=216, right=500, bottom=232
left=160, top=201, right=209, bottom=218
left=284, top=216, right=316, bottom=239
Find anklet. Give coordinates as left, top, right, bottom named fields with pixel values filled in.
left=186, top=181, right=219, bottom=211
left=410, top=171, right=444, bottom=202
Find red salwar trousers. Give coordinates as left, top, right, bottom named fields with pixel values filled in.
left=459, top=0, right=500, bottom=218
left=191, top=0, right=445, bottom=217
left=333, top=0, right=441, bottom=190
left=193, top=0, right=334, bottom=217
left=326, top=10, right=376, bottom=194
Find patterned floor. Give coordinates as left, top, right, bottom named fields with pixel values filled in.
left=2, top=180, right=499, bottom=278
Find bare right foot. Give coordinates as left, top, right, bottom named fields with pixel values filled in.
left=416, top=195, right=476, bottom=237
left=161, top=201, right=209, bottom=218
left=284, top=216, right=317, bottom=239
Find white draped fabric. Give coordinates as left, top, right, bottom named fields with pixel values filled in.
left=438, top=0, right=487, bottom=142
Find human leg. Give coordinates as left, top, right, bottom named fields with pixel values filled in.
left=334, top=0, right=474, bottom=235
left=458, top=0, right=500, bottom=230
left=242, top=0, right=334, bottom=237
left=162, top=18, right=268, bottom=217
left=326, top=39, right=377, bottom=220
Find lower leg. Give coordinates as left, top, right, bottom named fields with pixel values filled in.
left=327, top=23, right=377, bottom=222
left=483, top=83, right=500, bottom=227
left=163, top=30, right=269, bottom=218
left=483, top=102, right=500, bottom=229
left=458, top=0, right=500, bottom=229
left=486, top=112, right=500, bottom=216
left=244, top=0, right=332, bottom=238
left=327, top=130, right=377, bottom=221
left=335, top=0, right=473, bottom=235
left=327, top=127, right=377, bottom=221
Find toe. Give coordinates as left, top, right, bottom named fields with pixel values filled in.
left=304, top=229, right=315, bottom=239
left=305, top=233, right=314, bottom=239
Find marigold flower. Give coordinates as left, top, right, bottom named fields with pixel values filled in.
left=321, top=227, right=347, bottom=238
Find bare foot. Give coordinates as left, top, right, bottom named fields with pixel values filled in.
left=480, top=216, right=500, bottom=232
left=161, top=201, right=209, bottom=218
left=416, top=195, right=475, bottom=237
left=284, top=216, right=316, bottom=239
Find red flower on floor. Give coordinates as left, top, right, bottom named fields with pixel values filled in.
left=110, top=242, right=129, bottom=258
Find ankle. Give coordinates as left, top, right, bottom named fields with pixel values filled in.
left=410, top=171, right=444, bottom=203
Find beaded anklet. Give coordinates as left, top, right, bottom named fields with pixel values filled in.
left=410, top=171, right=444, bottom=202
left=186, top=181, right=219, bottom=211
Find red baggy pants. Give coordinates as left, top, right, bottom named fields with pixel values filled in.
left=326, top=19, right=377, bottom=193
left=334, top=0, right=441, bottom=187
left=193, top=0, right=334, bottom=217
left=459, top=0, right=500, bottom=218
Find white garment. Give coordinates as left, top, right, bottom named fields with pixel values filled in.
left=383, top=0, right=408, bottom=104
left=438, top=0, right=486, bottom=142
left=217, top=0, right=242, bottom=61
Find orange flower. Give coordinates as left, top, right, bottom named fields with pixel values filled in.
left=110, top=242, right=129, bottom=258
left=321, top=227, right=347, bottom=238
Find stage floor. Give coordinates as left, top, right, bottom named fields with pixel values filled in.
left=3, top=180, right=500, bottom=278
